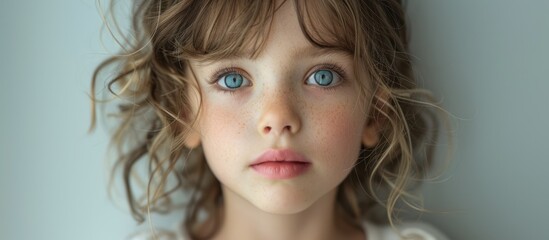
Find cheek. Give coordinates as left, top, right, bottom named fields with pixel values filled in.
left=197, top=91, right=253, bottom=140
left=197, top=99, right=249, bottom=174
left=201, top=104, right=243, bottom=139
left=309, top=104, right=366, bottom=169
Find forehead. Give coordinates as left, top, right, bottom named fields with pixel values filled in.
left=177, top=0, right=356, bottom=62
left=195, top=1, right=351, bottom=65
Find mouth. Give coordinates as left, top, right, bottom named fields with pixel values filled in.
left=250, top=149, right=311, bottom=179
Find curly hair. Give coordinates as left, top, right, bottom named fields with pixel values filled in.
left=90, top=0, right=446, bottom=239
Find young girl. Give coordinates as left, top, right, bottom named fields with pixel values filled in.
left=91, top=0, right=449, bottom=239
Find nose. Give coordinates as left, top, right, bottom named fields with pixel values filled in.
left=257, top=89, right=301, bottom=136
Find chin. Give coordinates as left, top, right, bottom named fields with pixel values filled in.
left=248, top=186, right=329, bottom=215
left=253, top=196, right=315, bottom=215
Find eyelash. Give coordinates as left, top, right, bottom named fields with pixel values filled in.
left=207, top=66, right=248, bottom=94
left=208, top=63, right=348, bottom=94
left=307, top=63, right=347, bottom=90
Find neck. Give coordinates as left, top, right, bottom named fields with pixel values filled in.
left=210, top=187, right=363, bottom=240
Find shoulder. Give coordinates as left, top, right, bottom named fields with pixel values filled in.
left=126, top=228, right=183, bottom=240
left=363, top=221, right=449, bottom=240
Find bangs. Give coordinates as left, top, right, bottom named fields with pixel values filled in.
left=296, top=0, right=359, bottom=53
left=172, top=0, right=276, bottom=61
left=171, top=0, right=359, bottom=61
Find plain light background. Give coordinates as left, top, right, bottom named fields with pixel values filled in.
left=1, top=1, right=548, bottom=239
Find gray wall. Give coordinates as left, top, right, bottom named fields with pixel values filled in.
left=1, top=1, right=548, bottom=239
left=0, top=1, right=137, bottom=239
left=407, top=1, right=549, bottom=239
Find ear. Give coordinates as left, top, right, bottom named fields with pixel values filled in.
left=362, top=89, right=389, bottom=148
left=184, top=128, right=201, bottom=149
left=183, top=67, right=202, bottom=149
left=362, top=120, right=380, bottom=148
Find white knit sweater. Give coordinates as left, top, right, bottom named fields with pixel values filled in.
left=128, top=221, right=449, bottom=240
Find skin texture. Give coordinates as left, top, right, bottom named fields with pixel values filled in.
left=186, top=1, right=379, bottom=239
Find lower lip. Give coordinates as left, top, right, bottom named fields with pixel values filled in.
left=251, top=162, right=310, bottom=179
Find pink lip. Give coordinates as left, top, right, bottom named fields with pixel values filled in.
left=250, top=149, right=311, bottom=179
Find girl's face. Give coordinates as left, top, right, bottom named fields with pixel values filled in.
left=187, top=2, right=378, bottom=214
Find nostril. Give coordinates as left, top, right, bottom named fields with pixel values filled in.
left=263, top=125, right=294, bottom=135
left=283, top=125, right=291, bottom=132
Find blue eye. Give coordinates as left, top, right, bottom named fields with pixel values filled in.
left=218, top=73, right=248, bottom=89
left=314, top=70, right=333, bottom=86
left=306, top=69, right=340, bottom=87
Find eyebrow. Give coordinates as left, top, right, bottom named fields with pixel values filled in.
left=292, top=45, right=352, bottom=58
left=207, top=45, right=351, bottom=62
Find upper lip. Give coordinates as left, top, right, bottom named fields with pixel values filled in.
left=250, top=149, right=311, bottom=166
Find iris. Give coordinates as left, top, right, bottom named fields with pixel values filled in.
left=313, top=70, right=333, bottom=86
left=224, top=73, right=244, bottom=89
